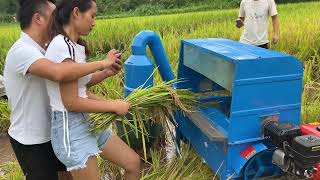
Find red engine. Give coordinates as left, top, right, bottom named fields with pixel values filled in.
left=301, top=122, right=320, bottom=180
left=312, top=163, right=320, bottom=180
left=301, top=122, right=320, bottom=137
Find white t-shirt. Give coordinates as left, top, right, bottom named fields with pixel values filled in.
left=239, top=0, right=278, bottom=46
left=45, top=34, right=92, bottom=112
left=3, top=32, right=51, bottom=145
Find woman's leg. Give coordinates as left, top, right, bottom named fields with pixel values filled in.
left=58, top=172, right=73, bottom=180
left=100, top=134, right=141, bottom=180
left=70, top=156, right=100, bottom=180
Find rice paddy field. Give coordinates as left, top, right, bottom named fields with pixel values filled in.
left=0, top=1, right=320, bottom=179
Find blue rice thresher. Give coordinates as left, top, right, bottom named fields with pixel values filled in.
left=124, top=30, right=320, bottom=180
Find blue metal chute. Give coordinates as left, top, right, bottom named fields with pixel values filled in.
left=124, top=30, right=175, bottom=96
left=130, top=30, right=174, bottom=82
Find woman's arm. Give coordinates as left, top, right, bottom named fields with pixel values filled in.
left=86, top=90, right=104, bottom=101
left=60, top=80, right=129, bottom=115
left=60, top=80, right=116, bottom=113
left=87, top=69, right=116, bottom=87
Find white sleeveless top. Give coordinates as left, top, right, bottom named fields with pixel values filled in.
left=45, top=34, right=92, bottom=111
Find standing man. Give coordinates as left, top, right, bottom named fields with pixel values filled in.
left=236, top=0, right=280, bottom=49
left=3, top=0, right=122, bottom=179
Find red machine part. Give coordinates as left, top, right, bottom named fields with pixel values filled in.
left=301, top=122, right=320, bottom=137
left=301, top=122, right=320, bottom=180
left=310, top=163, right=320, bottom=180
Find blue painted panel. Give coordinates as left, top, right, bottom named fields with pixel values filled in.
left=231, top=79, right=303, bottom=117
left=124, top=55, right=154, bottom=96
left=175, top=112, right=230, bottom=179
left=228, top=108, right=301, bottom=142
left=184, top=38, right=289, bottom=61
left=234, top=56, right=302, bottom=80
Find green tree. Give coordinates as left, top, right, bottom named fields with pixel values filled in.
left=0, top=0, right=9, bottom=15
left=6, top=0, right=17, bottom=14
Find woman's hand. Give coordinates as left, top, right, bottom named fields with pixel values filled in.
left=113, top=99, right=130, bottom=115
left=100, top=49, right=122, bottom=70
left=103, top=57, right=122, bottom=76
left=87, top=50, right=123, bottom=87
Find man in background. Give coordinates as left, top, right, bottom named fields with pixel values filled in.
left=236, top=0, right=280, bottom=49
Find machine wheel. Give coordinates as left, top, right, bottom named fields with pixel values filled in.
left=243, top=149, right=282, bottom=180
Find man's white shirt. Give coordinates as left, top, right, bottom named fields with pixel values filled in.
left=4, top=32, right=51, bottom=145
left=239, top=0, right=278, bottom=46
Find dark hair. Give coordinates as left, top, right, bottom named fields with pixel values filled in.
left=17, top=0, right=56, bottom=30
left=52, top=0, right=96, bottom=56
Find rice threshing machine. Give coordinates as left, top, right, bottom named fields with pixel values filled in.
left=124, top=30, right=320, bottom=180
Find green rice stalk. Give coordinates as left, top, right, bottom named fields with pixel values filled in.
left=141, top=145, right=213, bottom=180
left=121, top=118, right=131, bottom=147
left=0, top=99, right=10, bottom=134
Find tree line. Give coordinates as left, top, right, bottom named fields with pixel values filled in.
left=0, top=0, right=316, bottom=17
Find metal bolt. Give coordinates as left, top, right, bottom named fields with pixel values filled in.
left=204, top=142, right=208, bottom=148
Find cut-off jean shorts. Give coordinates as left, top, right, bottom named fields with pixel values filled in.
left=51, top=111, right=112, bottom=171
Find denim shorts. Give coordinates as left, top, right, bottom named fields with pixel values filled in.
left=51, top=111, right=112, bottom=171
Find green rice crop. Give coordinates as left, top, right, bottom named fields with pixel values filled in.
left=0, top=1, right=319, bottom=179
left=0, top=99, right=10, bottom=134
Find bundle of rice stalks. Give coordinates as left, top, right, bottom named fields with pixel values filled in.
left=89, top=80, right=203, bottom=159
left=90, top=80, right=200, bottom=131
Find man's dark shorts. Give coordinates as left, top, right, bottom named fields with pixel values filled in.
left=258, top=43, right=269, bottom=49
left=9, top=135, right=66, bottom=180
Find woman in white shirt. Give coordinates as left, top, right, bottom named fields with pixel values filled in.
left=46, top=0, right=141, bottom=179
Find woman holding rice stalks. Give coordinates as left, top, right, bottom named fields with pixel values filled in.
left=89, top=79, right=205, bottom=161
left=45, top=0, right=140, bottom=179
